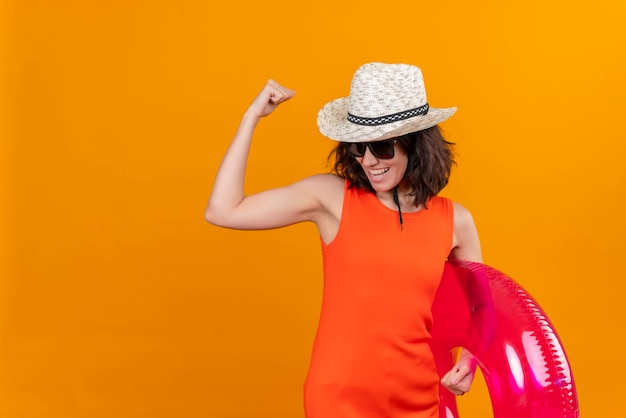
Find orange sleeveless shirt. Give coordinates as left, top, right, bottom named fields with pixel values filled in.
left=304, top=181, right=454, bottom=418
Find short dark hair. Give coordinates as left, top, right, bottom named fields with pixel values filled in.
left=328, top=125, right=456, bottom=208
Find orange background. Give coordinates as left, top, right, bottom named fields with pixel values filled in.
left=2, top=0, right=625, bottom=417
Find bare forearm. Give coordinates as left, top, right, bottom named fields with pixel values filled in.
left=205, top=111, right=260, bottom=222
left=204, top=80, right=296, bottom=226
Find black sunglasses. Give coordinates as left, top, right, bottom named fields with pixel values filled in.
left=346, top=139, right=398, bottom=160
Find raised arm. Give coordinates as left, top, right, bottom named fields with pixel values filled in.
left=205, top=80, right=333, bottom=231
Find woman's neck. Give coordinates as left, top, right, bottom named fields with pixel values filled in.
left=376, top=184, right=421, bottom=213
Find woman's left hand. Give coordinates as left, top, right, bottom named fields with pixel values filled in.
left=440, top=349, right=477, bottom=396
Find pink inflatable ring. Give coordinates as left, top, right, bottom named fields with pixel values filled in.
left=430, top=260, right=580, bottom=418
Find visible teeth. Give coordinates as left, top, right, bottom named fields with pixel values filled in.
left=370, top=168, right=389, bottom=176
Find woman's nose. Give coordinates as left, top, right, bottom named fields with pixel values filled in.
left=361, top=147, right=379, bottom=165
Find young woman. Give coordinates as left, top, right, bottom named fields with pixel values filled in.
left=205, top=62, right=482, bottom=418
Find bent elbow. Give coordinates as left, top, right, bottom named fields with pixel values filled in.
left=205, top=204, right=242, bottom=229
left=204, top=206, right=225, bottom=227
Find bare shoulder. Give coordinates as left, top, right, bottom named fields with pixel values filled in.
left=452, top=201, right=475, bottom=227
left=298, top=174, right=344, bottom=242
left=294, top=173, right=344, bottom=201
left=301, top=173, right=345, bottom=212
left=450, top=201, right=482, bottom=262
left=299, top=172, right=344, bottom=188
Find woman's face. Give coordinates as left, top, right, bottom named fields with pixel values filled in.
left=352, top=139, right=408, bottom=193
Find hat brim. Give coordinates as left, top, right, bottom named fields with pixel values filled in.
left=317, top=97, right=457, bottom=143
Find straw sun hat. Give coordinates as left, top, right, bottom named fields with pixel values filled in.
left=317, top=62, right=456, bottom=143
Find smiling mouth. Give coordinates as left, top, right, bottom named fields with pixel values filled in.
left=369, top=168, right=390, bottom=177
